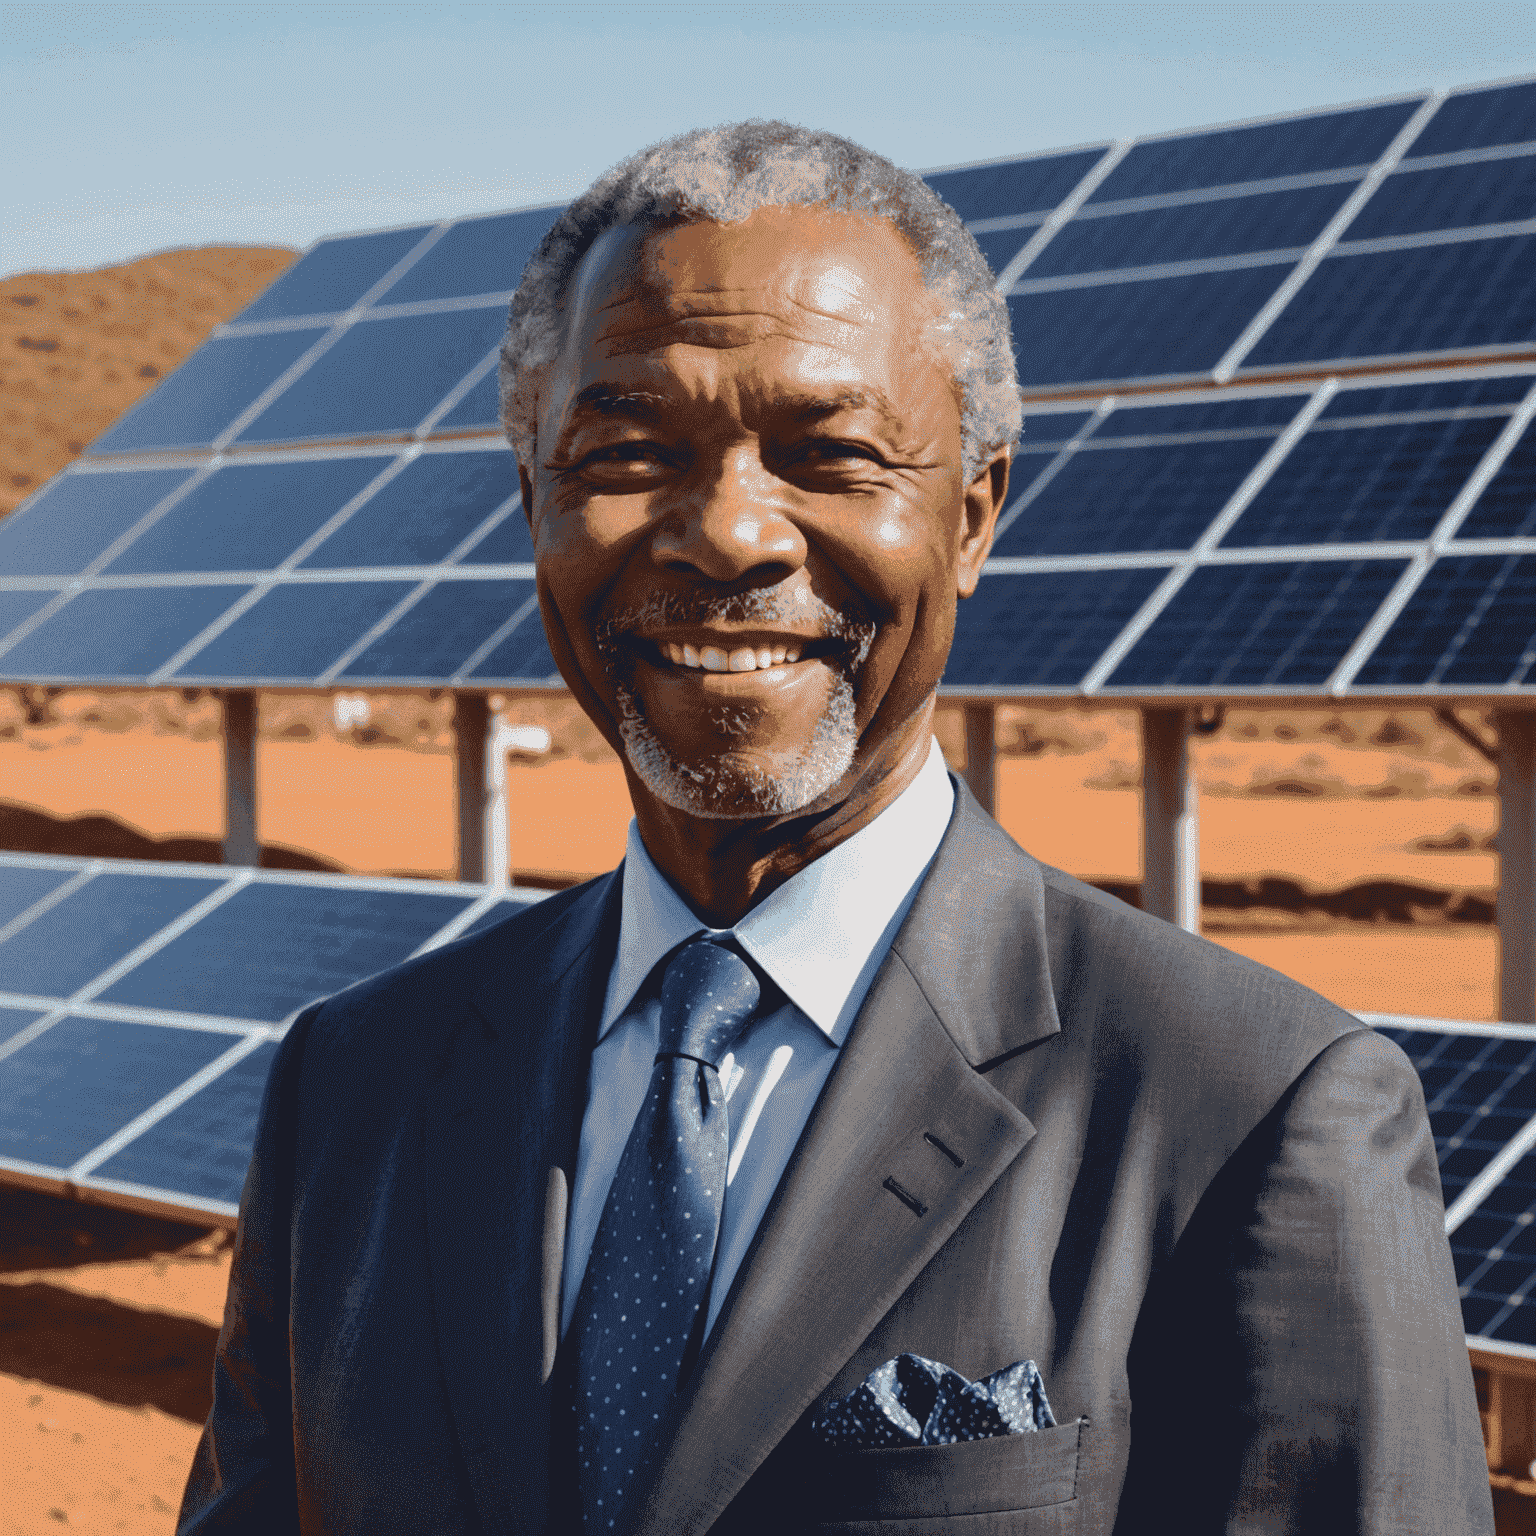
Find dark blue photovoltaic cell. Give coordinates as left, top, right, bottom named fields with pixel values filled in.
left=103, top=457, right=392, bottom=575
left=172, top=581, right=413, bottom=681
left=0, top=866, right=76, bottom=932
left=432, top=368, right=501, bottom=432
left=89, top=329, right=327, bottom=454
left=102, top=883, right=474, bottom=1021
left=1440, top=1141, right=1536, bottom=1344
left=1031, top=184, right=1350, bottom=278
left=464, top=613, right=560, bottom=683
left=0, top=1017, right=235, bottom=1170
left=300, top=450, right=518, bottom=568
left=1407, top=82, right=1536, bottom=160
left=973, top=226, right=1032, bottom=276
left=91, top=1041, right=278, bottom=1204
left=381, top=206, right=564, bottom=305
left=0, top=586, right=249, bottom=682
left=1459, top=422, right=1536, bottom=539
left=1374, top=1026, right=1536, bottom=1210
left=0, top=591, right=55, bottom=648
left=1089, top=395, right=1302, bottom=438
left=0, top=872, right=221, bottom=999
left=336, top=579, right=536, bottom=680
left=0, top=470, right=195, bottom=575
left=926, top=150, right=1105, bottom=221
left=1322, top=374, right=1534, bottom=418
left=993, top=438, right=1272, bottom=557
left=1108, top=559, right=1407, bottom=688
left=1343, top=155, right=1535, bottom=242
left=460, top=509, right=535, bottom=565
left=1020, top=412, right=1094, bottom=445
left=0, top=1008, right=46, bottom=1049
left=946, top=568, right=1165, bottom=688
left=1088, top=100, right=1421, bottom=202
left=1353, top=555, right=1536, bottom=687
left=234, top=226, right=433, bottom=323
left=1245, top=235, right=1536, bottom=368
left=1008, top=265, right=1288, bottom=386
left=1222, top=417, right=1507, bottom=547
left=234, top=308, right=507, bottom=446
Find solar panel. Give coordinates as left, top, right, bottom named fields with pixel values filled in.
left=925, top=148, right=1106, bottom=221
left=333, top=578, right=537, bottom=682
left=232, top=225, right=434, bottom=323
left=0, top=854, right=544, bottom=1219
left=1457, top=422, right=1536, bottom=539
left=0, top=467, right=196, bottom=575
left=1405, top=80, right=1536, bottom=159
left=1342, top=153, right=1535, bottom=241
left=378, top=207, right=563, bottom=306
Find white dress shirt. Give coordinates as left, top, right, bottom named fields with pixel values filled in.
left=561, top=736, right=956, bottom=1342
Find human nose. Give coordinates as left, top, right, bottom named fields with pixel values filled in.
left=650, top=446, right=806, bottom=583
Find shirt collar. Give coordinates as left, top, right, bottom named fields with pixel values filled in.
left=600, top=736, right=955, bottom=1044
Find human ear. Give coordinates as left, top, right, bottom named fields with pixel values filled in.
left=956, top=451, right=1008, bottom=599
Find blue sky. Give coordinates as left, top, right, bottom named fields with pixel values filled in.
left=4, top=1, right=1533, bottom=277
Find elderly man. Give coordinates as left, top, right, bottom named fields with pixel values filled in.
left=179, top=123, right=1492, bottom=1535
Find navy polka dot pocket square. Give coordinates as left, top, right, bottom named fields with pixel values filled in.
left=809, top=1352, right=1056, bottom=1450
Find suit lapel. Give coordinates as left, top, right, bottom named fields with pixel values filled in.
left=632, top=784, right=1061, bottom=1535
left=425, top=872, right=622, bottom=1536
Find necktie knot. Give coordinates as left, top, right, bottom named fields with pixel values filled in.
left=657, top=938, right=761, bottom=1068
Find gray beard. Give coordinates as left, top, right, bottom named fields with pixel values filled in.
left=598, top=588, right=873, bottom=821
left=615, top=667, right=859, bottom=820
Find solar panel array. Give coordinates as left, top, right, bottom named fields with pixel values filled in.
left=1376, top=1018, right=1536, bottom=1351
left=0, top=853, right=539, bottom=1220
left=0, top=75, right=1529, bottom=697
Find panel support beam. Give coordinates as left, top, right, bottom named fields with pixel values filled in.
left=221, top=690, right=260, bottom=867
left=454, top=692, right=492, bottom=886
left=1141, top=706, right=1200, bottom=933
left=1497, top=710, right=1536, bottom=1024
left=963, top=702, right=997, bottom=816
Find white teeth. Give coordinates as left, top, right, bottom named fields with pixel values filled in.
left=755, top=647, right=774, bottom=670
left=700, top=646, right=729, bottom=672
left=772, top=645, right=787, bottom=664
left=683, top=644, right=701, bottom=668
left=786, top=648, right=801, bottom=663
left=664, top=640, right=808, bottom=671
left=728, top=647, right=758, bottom=672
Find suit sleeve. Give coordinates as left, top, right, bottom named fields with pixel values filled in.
left=1121, top=1026, right=1495, bottom=1535
left=176, top=1002, right=321, bottom=1534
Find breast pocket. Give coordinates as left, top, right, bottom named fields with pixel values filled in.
left=814, top=1417, right=1083, bottom=1534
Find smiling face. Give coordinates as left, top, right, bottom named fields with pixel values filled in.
left=522, top=204, right=1005, bottom=837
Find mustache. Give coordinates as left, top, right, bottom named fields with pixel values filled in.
left=595, top=588, right=878, bottom=662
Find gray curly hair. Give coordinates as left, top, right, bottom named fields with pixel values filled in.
left=499, top=120, right=1022, bottom=481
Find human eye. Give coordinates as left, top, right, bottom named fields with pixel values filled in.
left=566, top=438, right=677, bottom=485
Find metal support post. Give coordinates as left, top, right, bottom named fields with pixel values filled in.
left=1141, top=706, right=1200, bottom=933
left=963, top=701, right=997, bottom=815
left=454, top=693, right=491, bottom=885
left=484, top=710, right=512, bottom=891
left=221, top=690, right=260, bottom=866
left=1497, top=710, right=1536, bottom=1023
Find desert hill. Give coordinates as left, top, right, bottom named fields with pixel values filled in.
left=1, top=246, right=298, bottom=519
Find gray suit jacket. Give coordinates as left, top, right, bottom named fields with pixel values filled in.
left=179, top=780, right=1493, bottom=1534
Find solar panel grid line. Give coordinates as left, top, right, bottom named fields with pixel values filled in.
left=443, top=491, right=523, bottom=566
left=993, top=140, right=1134, bottom=291
left=0, top=994, right=274, bottom=1037
left=48, top=561, right=543, bottom=589
left=965, top=212, right=1049, bottom=235
left=143, top=580, right=271, bottom=684
left=0, top=1010, right=68, bottom=1068
left=1360, top=1015, right=1536, bottom=1040
left=73, top=1170, right=239, bottom=1222
left=1450, top=1113, right=1536, bottom=1234
left=204, top=322, right=356, bottom=454
left=66, top=1032, right=269, bottom=1181
left=990, top=401, right=1114, bottom=540
left=1461, top=1334, right=1536, bottom=1363
left=1398, top=140, right=1536, bottom=175
left=410, top=889, right=511, bottom=955
left=1327, top=384, right=1536, bottom=693
left=353, top=290, right=517, bottom=325
left=1011, top=248, right=1305, bottom=296
left=1076, top=383, right=1338, bottom=694
left=1331, top=219, right=1536, bottom=261
left=0, top=869, right=94, bottom=949
left=1212, top=91, right=1449, bottom=383
left=1315, top=405, right=1522, bottom=432
left=449, top=588, right=545, bottom=681
left=983, top=552, right=1180, bottom=575
left=313, top=580, right=436, bottom=684
left=1073, top=165, right=1373, bottom=220
left=414, top=345, right=502, bottom=439
left=1453, top=538, right=1536, bottom=557
left=214, top=311, right=353, bottom=339
left=1068, top=424, right=1296, bottom=453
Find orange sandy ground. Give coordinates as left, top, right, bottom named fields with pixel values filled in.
left=0, top=731, right=1503, bottom=1018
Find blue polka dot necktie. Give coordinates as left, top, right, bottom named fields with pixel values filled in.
left=571, top=938, right=762, bottom=1534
